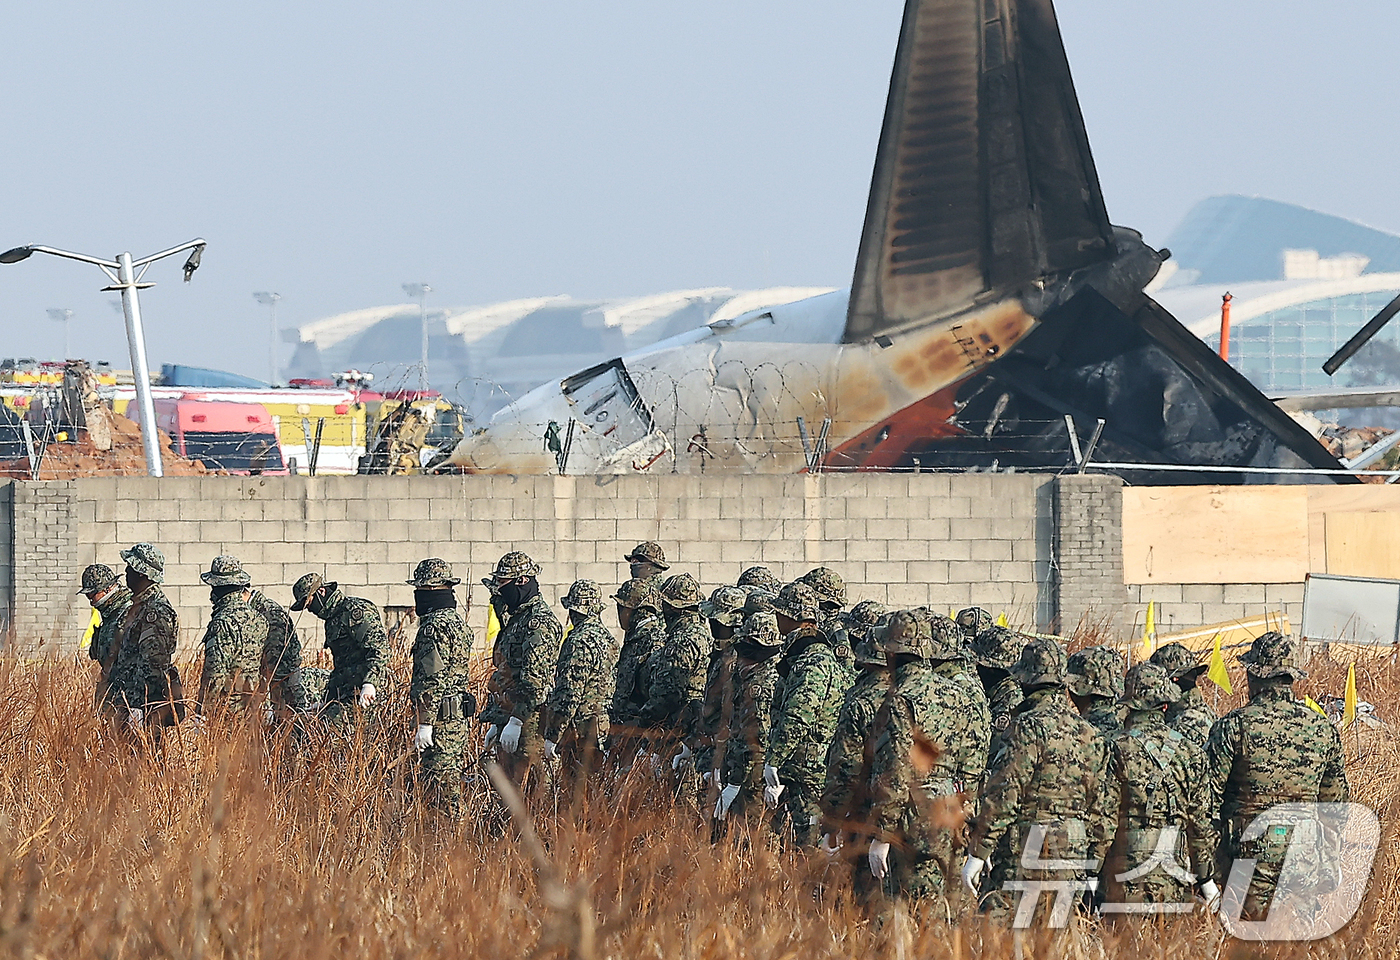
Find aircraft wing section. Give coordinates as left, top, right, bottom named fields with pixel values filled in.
left=845, top=0, right=1115, bottom=344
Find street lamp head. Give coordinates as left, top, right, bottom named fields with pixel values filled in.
left=0, top=246, right=35, bottom=265
left=402, top=282, right=431, bottom=299
left=253, top=291, right=282, bottom=305
left=182, top=244, right=205, bottom=282
left=47, top=308, right=73, bottom=322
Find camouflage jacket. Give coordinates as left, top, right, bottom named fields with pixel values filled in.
left=870, top=660, right=986, bottom=844
left=820, top=666, right=891, bottom=825
left=931, top=658, right=992, bottom=798
left=1103, top=709, right=1217, bottom=887
left=639, top=609, right=712, bottom=733
left=410, top=605, right=474, bottom=725
left=91, top=588, right=133, bottom=679
left=117, top=584, right=179, bottom=711
left=986, top=674, right=1024, bottom=755
left=1081, top=696, right=1126, bottom=737
left=769, top=630, right=853, bottom=790
left=483, top=594, right=564, bottom=724
left=199, top=591, right=268, bottom=713
left=721, top=648, right=782, bottom=790
left=249, top=588, right=302, bottom=685
left=1205, top=681, right=1349, bottom=829
left=610, top=610, right=666, bottom=726
left=968, top=687, right=1115, bottom=868
left=320, top=588, right=390, bottom=704
left=696, top=644, right=738, bottom=768
left=1166, top=685, right=1216, bottom=749
left=544, top=615, right=619, bottom=740
left=818, top=612, right=855, bottom=671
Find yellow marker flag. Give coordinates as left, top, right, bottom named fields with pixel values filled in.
left=1139, top=601, right=1156, bottom=658
left=563, top=619, right=575, bottom=640
left=1343, top=662, right=1357, bottom=729
left=995, top=612, right=1009, bottom=628
left=81, top=607, right=101, bottom=652
left=486, top=603, right=502, bottom=644
left=1303, top=695, right=1327, bottom=717
left=1206, top=631, right=1233, bottom=695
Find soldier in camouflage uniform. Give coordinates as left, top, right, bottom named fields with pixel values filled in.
left=766, top=582, right=853, bottom=846
left=638, top=574, right=711, bottom=754
left=867, top=611, right=988, bottom=906
left=843, top=600, right=887, bottom=650
left=543, top=580, right=619, bottom=777
left=79, top=563, right=132, bottom=718
left=969, top=626, right=1026, bottom=756
left=624, top=541, right=670, bottom=587
left=246, top=570, right=305, bottom=719
left=407, top=559, right=475, bottom=819
left=737, top=565, right=783, bottom=595
left=480, top=552, right=564, bottom=786
left=197, top=556, right=269, bottom=718
left=609, top=578, right=666, bottom=751
left=290, top=572, right=389, bottom=725
left=924, top=614, right=992, bottom=802
left=1150, top=642, right=1216, bottom=749
left=965, top=638, right=1116, bottom=922
left=1205, top=632, right=1349, bottom=922
left=713, top=611, right=784, bottom=837
left=116, top=543, right=184, bottom=735
left=1100, top=663, right=1218, bottom=913
left=955, top=607, right=993, bottom=645
left=799, top=566, right=854, bottom=670
left=694, top=586, right=749, bottom=791
left=1068, top=645, right=1127, bottom=736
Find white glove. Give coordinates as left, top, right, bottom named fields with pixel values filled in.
left=415, top=724, right=434, bottom=751
left=700, top=770, right=715, bottom=788
left=544, top=739, right=560, bottom=761
left=1199, top=879, right=1221, bottom=912
left=762, top=764, right=785, bottom=807
left=358, top=683, right=377, bottom=709
left=820, top=833, right=842, bottom=857
left=500, top=716, right=523, bottom=753
left=869, top=839, right=891, bottom=879
left=127, top=708, right=144, bottom=732
left=714, top=783, right=741, bottom=820
left=672, top=742, right=693, bottom=772
left=962, top=856, right=986, bottom=894
left=482, top=723, right=500, bottom=750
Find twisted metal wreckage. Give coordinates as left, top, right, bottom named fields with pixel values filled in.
left=444, top=0, right=1356, bottom=484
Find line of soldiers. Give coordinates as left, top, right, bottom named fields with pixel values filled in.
left=80, top=539, right=1350, bottom=923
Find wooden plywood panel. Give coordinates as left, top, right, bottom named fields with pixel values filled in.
left=1323, top=511, right=1400, bottom=579
left=1122, top=486, right=1309, bottom=584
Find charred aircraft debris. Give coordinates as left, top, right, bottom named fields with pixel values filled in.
left=443, top=0, right=1354, bottom=484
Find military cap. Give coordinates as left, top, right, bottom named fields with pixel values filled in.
left=406, top=557, right=461, bottom=588
left=743, top=589, right=778, bottom=616
left=877, top=610, right=933, bottom=659
left=78, top=562, right=119, bottom=596
left=492, top=551, right=540, bottom=581
left=613, top=577, right=661, bottom=612
left=735, top=610, right=783, bottom=648
left=1149, top=642, right=1208, bottom=681
left=772, top=582, right=820, bottom=623
left=969, top=625, right=1024, bottom=670
left=927, top=614, right=964, bottom=662
left=290, top=572, right=326, bottom=611
left=624, top=541, right=669, bottom=570
left=200, top=554, right=252, bottom=588
left=1240, top=631, right=1308, bottom=680
left=853, top=634, right=888, bottom=668
left=701, top=585, right=748, bottom=627
left=119, top=542, right=165, bottom=583
left=798, top=566, right=847, bottom=608
left=561, top=579, right=605, bottom=615
left=1009, top=636, right=1068, bottom=688
left=956, top=606, right=994, bottom=639
left=845, top=600, right=888, bottom=643
left=1120, top=662, right=1181, bottom=712
left=737, top=565, right=783, bottom=594
left=659, top=573, right=702, bottom=609
left=1067, top=645, right=1126, bottom=699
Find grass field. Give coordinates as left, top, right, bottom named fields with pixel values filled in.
left=0, top=647, right=1394, bottom=959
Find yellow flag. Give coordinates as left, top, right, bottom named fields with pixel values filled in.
left=563, top=619, right=575, bottom=639
left=1343, top=663, right=1357, bottom=729
left=486, top=603, right=502, bottom=644
left=81, top=607, right=101, bottom=652
left=995, top=612, right=1009, bottom=628
left=1139, top=601, right=1156, bottom=658
left=1303, top=695, right=1327, bottom=717
left=1206, top=631, right=1233, bottom=695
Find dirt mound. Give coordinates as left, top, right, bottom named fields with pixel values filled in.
left=0, top=401, right=210, bottom=479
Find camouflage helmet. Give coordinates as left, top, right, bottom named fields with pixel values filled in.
left=561, top=579, right=605, bottom=616
left=1120, top=662, right=1181, bottom=712
left=1009, top=637, right=1068, bottom=688
left=406, top=557, right=461, bottom=588
left=119, top=542, right=165, bottom=583
left=492, top=551, right=540, bottom=581
left=927, top=614, right=965, bottom=662
left=853, top=634, right=889, bottom=668
left=845, top=600, right=888, bottom=643
left=877, top=610, right=934, bottom=659
left=660, top=573, right=702, bottom=609
left=969, top=626, right=1024, bottom=671
left=772, top=582, right=820, bottom=623
left=613, top=577, right=661, bottom=612
left=743, top=589, right=778, bottom=616
left=737, top=565, right=783, bottom=594
left=200, top=554, right=252, bottom=588
left=1066, top=645, right=1126, bottom=699
left=1240, top=631, right=1308, bottom=680
left=78, top=562, right=120, bottom=596
left=956, top=607, right=994, bottom=639
left=1150, top=642, right=1208, bottom=681
left=624, top=541, right=669, bottom=570
left=798, top=567, right=847, bottom=608
left=701, top=585, right=749, bottom=627
left=735, top=610, right=783, bottom=648
left=289, top=572, right=326, bottom=611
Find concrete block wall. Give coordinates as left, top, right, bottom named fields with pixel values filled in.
left=1127, top=582, right=1305, bottom=635
left=1054, top=474, right=1129, bottom=636
left=11, top=480, right=78, bottom=647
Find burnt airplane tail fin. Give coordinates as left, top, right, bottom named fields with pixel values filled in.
left=845, top=0, right=1114, bottom=344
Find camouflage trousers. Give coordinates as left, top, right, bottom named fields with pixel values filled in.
left=1220, top=814, right=1333, bottom=923
left=268, top=669, right=308, bottom=719
left=498, top=712, right=547, bottom=792
left=1100, top=825, right=1195, bottom=913
left=980, top=817, right=1096, bottom=924
left=772, top=777, right=824, bottom=847
left=418, top=719, right=468, bottom=820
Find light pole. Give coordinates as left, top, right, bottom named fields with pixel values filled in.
left=402, top=282, right=431, bottom=392
left=253, top=291, right=282, bottom=384
left=46, top=308, right=73, bottom=360
left=0, top=238, right=207, bottom=477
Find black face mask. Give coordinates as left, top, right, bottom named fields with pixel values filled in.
left=415, top=588, right=457, bottom=616
left=210, top=585, right=244, bottom=605
left=308, top=592, right=327, bottom=618
left=125, top=567, right=142, bottom=593
left=499, top=578, right=539, bottom=612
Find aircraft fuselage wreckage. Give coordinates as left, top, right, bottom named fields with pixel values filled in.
left=445, top=0, right=1351, bottom=484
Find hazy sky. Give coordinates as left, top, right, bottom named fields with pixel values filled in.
left=1, top=0, right=1395, bottom=381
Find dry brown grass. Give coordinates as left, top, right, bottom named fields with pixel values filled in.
left=0, top=649, right=1395, bottom=960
